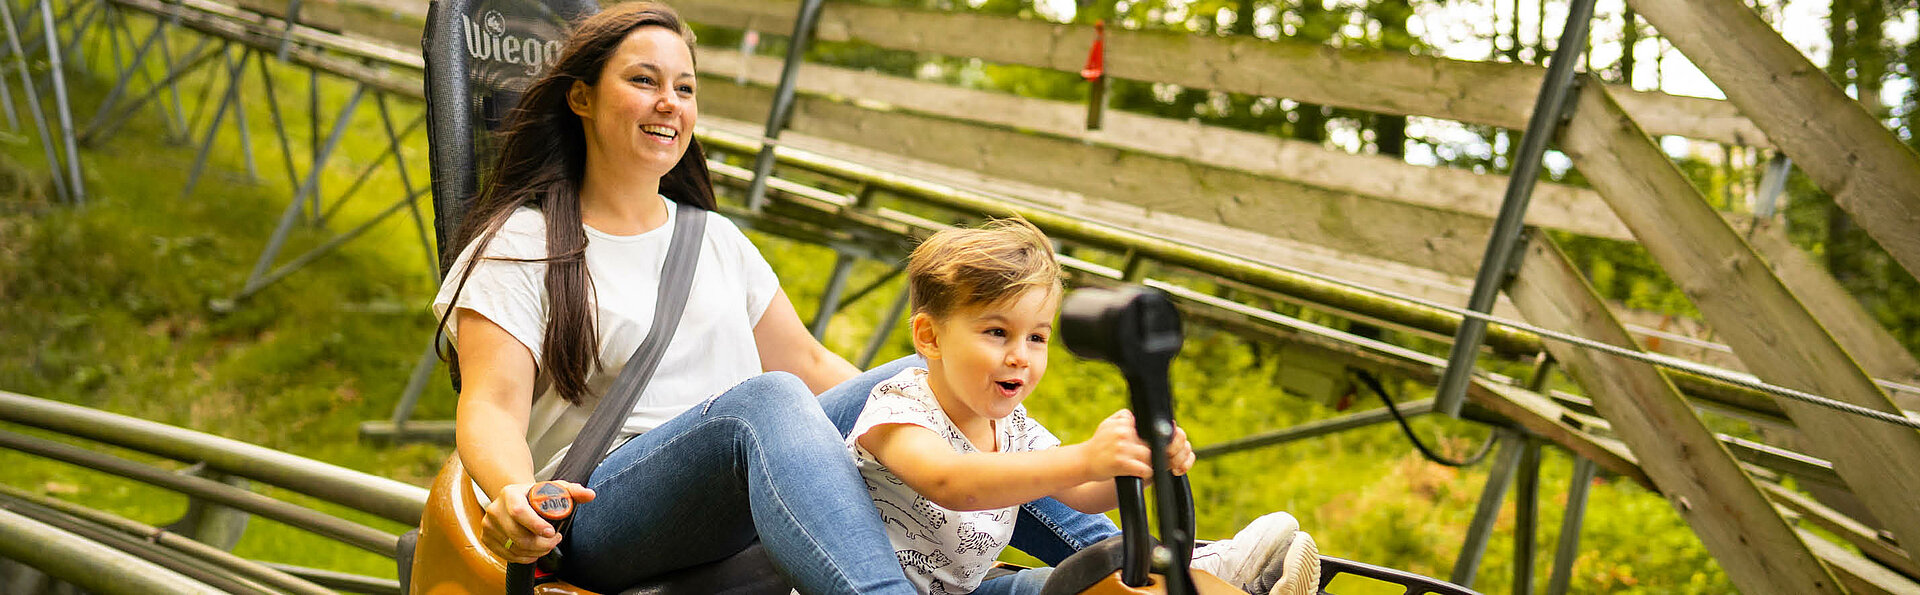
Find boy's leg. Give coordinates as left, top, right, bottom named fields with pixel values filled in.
left=1191, top=512, right=1321, bottom=595
left=561, top=372, right=915, bottom=594
left=819, top=354, right=1122, bottom=565
left=971, top=567, right=1055, bottom=595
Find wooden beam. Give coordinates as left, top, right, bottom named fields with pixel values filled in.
left=700, top=78, right=1495, bottom=278
left=1504, top=234, right=1842, bottom=594
left=1799, top=529, right=1920, bottom=595
left=1763, top=482, right=1920, bottom=580
left=1747, top=219, right=1920, bottom=408
left=1630, top=0, right=1920, bottom=280
left=699, top=51, right=1636, bottom=241
left=676, top=0, right=1766, bottom=146
left=1560, top=74, right=1920, bottom=558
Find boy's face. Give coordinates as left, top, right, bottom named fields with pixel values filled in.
left=914, top=287, right=1060, bottom=425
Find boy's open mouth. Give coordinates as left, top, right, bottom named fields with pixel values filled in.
left=995, top=379, right=1023, bottom=394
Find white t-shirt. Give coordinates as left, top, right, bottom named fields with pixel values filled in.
left=848, top=368, right=1062, bottom=595
left=433, top=197, right=781, bottom=479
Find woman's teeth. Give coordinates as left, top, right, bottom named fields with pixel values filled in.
left=642, top=124, right=677, bottom=139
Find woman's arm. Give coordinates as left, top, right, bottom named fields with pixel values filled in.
left=753, top=288, right=861, bottom=393
left=453, top=309, right=594, bottom=563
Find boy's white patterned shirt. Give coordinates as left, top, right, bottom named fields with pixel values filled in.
left=848, top=367, right=1062, bottom=594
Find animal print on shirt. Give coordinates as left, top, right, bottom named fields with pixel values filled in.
left=953, top=522, right=998, bottom=556
left=849, top=367, right=1062, bottom=594
left=897, top=549, right=953, bottom=575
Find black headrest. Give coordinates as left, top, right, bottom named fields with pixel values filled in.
left=422, top=0, right=597, bottom=274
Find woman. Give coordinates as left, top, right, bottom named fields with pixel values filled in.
left=433, top=3, right=1120, bottom=592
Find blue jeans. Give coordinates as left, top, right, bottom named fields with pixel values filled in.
left=821, top=356, right=1122, bottom=566
left=561, top=357, right=1120, bottom=593
left=558, top=372, right=915, bottom=593
left=974, top=567, right=1054, bottom=595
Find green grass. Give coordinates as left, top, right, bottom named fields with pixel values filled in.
left=0, top=12, right=1740, bottom=593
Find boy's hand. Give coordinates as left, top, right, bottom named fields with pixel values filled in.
left=1168, top=423, right=1196, bottom=475
left=1083, top=410, right=1153, bottom=480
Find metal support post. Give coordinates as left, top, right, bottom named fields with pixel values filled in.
left=1121, top=250, right=1149, bottom=282
left=744, top=0, right=826, bottom=211
left=183, top=46, right=251, bottom=196
left=84, top=2, right=163, bottom=138
left=378, top=336, right=443, bottom=439
left=1546, top=457, right=1597, bottom=595
left=224, top=83, right=364, bottom=306
left=162, top=464, right=251, bottom=550
left=40, top=0, right=83, bottom=203
left=0, top=20, right=15, bottom=130
left=375, top=94, right=437, bottom=278
left=102, top=3, right=120, bottom=83
left=231, top=50, right=257, bottom=182
left=858, top=284, right=912, bottom=369
left=275, top=0, right=301, bottom=61
left=834, top=262, right=905, bottom=313
left=155, top=6, right=186, bottom=139
left=81, top=36, right=219, bottom=145
left=256, top=53, right=300, bottom=196
left=0, top=0, right=69, bottom=203
left=317, top=109, right=425, bottom=225
left=1513, top=437, right=1543, bottom=595
left=810, top=250, right=858, bottom=340
left=1434, top=0, right=1596, bottom=417
left=222, top=188, right=429, bottom=306
left=1751, top=153, right=1791, bottom=223
left=307, top=68, right=321, bottom=219
left=53, top=0, right=97, bottom=75
left=1451, top=430, right=1523, bottom=588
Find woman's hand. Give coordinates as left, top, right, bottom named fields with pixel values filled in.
left=1167, top=423, right=1196, bottom=476
left=1081, top=410, right=1153, bottom=480
left=481, top=481, right=597, bottom=564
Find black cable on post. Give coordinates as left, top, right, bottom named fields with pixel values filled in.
left=1355, top=370, right=1498, bottom=468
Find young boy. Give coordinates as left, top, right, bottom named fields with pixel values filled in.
left=847, top=219, right=1320, bottom=595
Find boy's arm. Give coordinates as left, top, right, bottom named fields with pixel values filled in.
left=1046, top=420, right=1198, bottom=514
left=1050, top=480, right=1120, bottom=513
left=860, top=423, right=1096, bottom=512
left=859, top=410, right=1151, bottom=512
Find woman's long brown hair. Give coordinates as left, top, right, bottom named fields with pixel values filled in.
left=438, top=2, right=717, bottom=405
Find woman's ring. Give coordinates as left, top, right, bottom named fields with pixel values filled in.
left=503, top=537, right=515, bottom=551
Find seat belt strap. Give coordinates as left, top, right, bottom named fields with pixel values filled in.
left=548, top=202, right=707, bottom=484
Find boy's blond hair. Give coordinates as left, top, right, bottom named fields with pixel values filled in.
left=907, top=218, right=1063, bottom=319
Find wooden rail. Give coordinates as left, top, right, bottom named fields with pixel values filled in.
left=674, top=0, right=1767, bottom=147
left=701, top=50, right=1636, bottom=241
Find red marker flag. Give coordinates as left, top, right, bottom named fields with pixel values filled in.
left=1081, top=21, right=1106, bottom=81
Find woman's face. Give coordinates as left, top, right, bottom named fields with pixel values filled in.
left=568, top=26, right=697, bottom=180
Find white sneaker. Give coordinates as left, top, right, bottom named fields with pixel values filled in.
left=1189, top=512, right=1321, bottom=595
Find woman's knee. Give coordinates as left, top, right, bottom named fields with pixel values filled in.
left=713, top=372, right=824, bottom=426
